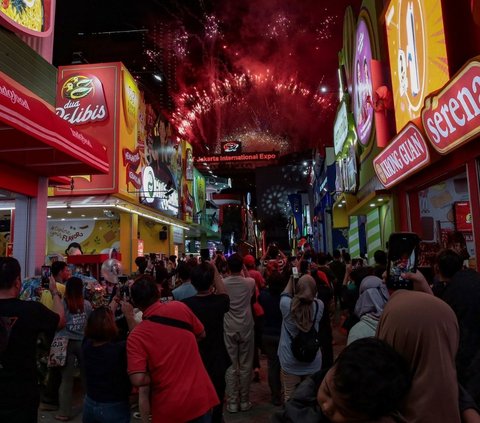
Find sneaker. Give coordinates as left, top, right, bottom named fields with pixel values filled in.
left=226, top=403, right=238, bottom=413
left=240, top=401, right=252, bottom=412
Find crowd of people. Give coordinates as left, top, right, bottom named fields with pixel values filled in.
left=0, top=241, right=480, bottom=422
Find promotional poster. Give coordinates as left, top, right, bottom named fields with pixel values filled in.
left=386, top=0, right=449, bottom=131
left=352, top=19, right=374, bottom=146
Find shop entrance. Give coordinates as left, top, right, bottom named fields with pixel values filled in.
left=417, top=171, right=476, bottom=269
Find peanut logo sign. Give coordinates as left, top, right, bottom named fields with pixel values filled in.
left=56, top=74, right=109, bottom=125
left=422, top=59, right=480, bottom=154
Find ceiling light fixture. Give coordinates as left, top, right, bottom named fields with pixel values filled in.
left=153, top=73, right=163, bottom=82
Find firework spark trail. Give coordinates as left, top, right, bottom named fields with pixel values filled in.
left=153, top=1, right=348, bottom=153
left=170, top=70, right=336, bottom=152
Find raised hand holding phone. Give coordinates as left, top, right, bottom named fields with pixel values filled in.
left=386, top=232, right=420, bottom=291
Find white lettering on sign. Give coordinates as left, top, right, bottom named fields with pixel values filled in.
left=378, top=134, right=424, bottom=178
left=141, top=166, right=179, bottom=214
left=334, top=102, right=349, bottom=156
left=422, top=61, right=480, bottom=154
left=374, top=123, right=430, bottom=189
left=0, top=85, right=30, bottom=110
left=56, top=104, right=107, bottom=125
left=69, top=128, right=93, bottom=148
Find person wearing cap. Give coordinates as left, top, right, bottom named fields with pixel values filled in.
left=244, top=254, right=265, bottom=383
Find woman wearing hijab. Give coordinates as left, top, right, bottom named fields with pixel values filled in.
left=278, top=274, right=324, bottom=402
left=376, top=290, right=461, bottom=423
left=347, top=276, right=389, bottom=345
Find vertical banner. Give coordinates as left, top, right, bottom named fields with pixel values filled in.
left=181, top=140, right=194, bottom=223
left=348, top=216, right=361, bottom=257
left=288, top=194, right=303, bottom=236
left=367, top=208, right=382, bottom=256
left=193, top=169, right=206, bottom=224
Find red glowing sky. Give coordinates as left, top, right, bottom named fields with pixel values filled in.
left=167, top=0, right=361, bottom=154
left=54, top=0, right=361, bottom=155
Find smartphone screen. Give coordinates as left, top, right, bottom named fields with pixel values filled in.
left=41, top=266, right=51, bottom=288
left=386, top=233, right=420, bottom=290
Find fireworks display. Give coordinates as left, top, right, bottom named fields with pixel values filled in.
left=141, top=0, right=354, bottom=155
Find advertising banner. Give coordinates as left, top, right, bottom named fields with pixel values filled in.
left=422, top=59, right=480, bottom=154
left=55, top=63, right=120, bottom=195
left=288, top=194, right=303, bottom=236
left=117, top=66, right=140, bottom=201
left=0, top=0, right=55, bottom=37
left=221, top=141, right=242, bottom=155
left=47, top=219, right=120, bottom=255
left=374, top=123, right=430, bottom=188
left=454, top=202, right=472, bottom=232
left=181, top=140, right=194, bottom=223
left=139, top=118, right=180, bottom=216
left=194, top=151, right=278, bottom=164
left=385, top=0, right=449, bottom=131
left=352, top=19, right=374, bottom=146
left=334, top=102, right=349, bottom=156
left=193, top=169, right=206, bottom=218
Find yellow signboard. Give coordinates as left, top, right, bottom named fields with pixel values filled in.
left=386, top=0, right=449, bottom=131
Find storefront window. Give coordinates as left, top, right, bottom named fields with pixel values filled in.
left=418, top=171, right=476, bottom=268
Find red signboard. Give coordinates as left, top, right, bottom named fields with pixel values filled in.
left=194, top=152, right=278, bottom=164
left=374, top=123, right=430, bottom=189
left=55, top=64, right=119, bottom=196
left=123, top=147, right=142, bottom=189
left=422, top=58, right=480, bottom=154
left=454, top=202, right=472, bottom=232
left=56, top=74, right=108, bottom=125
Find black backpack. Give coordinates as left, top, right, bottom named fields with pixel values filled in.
left=286, top=301, right=321, bottom=363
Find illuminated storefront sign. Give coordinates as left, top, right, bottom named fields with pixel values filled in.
left=56, top=74, right=109, bottom=125
left=374, top=123, right=430, bottom=188
left=195, top=152, right=279, bottom=163
left=122, top=69, right=139, bottom=132
left=422, top=59, right=480, bottom=154
left=385, top=0, right=449, bottom=131
left=352, top=19, right=374, bottom=146
left=123, top=147, right=142, bottom=189
left=221, top=141, right=242, bottom=155
left=0, top=0, right=55, bottom=37
left=141, top=166, right=179, bottom=214
left=334, top=102, right=349, bottom=156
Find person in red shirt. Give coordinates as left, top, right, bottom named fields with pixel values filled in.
left=127, top=276, right=219, bottom=423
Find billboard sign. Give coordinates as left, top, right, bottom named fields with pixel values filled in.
left=352, top=19, right=374, bottom=146
left=374, top=123, right=430, bottom=188
left=0, top=0, right=55, bottom=37
left=422, top=59, right=480, bottom=154
left=385, top=0, right=449, bottom=131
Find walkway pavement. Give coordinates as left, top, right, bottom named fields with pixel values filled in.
left=38, top=324, right=347, bottom=422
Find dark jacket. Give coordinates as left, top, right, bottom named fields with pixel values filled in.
left=272, top=371, right=406, bottom=423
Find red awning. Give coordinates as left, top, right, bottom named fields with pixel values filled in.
left=0, top=71, right=109, bottom=177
